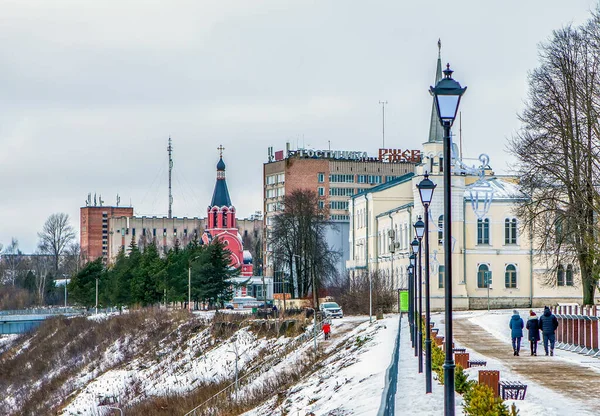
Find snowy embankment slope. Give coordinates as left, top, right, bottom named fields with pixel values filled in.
left=243, top=316, right=397, bottom=416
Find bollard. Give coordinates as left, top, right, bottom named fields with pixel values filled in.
left=478, top=370, right=500, bottom=397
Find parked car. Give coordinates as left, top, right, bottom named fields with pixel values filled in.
left=224, top=303, right=234, bottom=310
left=320, top=302, right=344, bottom=319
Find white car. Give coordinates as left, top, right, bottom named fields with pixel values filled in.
left=320, top=302, right=343, bottom=318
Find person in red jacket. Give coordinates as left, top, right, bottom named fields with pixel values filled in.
left=323, top=321, right=331, bottom=340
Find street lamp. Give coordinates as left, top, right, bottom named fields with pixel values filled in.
left=418, top=173, right=437, bottom=393
left=407, top=260, right=415, bottom=348
left=411, top=237, right=421, bottom=370
left=430, top=63, right=467, bottom=416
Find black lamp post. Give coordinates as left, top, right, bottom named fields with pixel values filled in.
left=430, top=63, right=467, bottom=416
left=411, top=237, right=421, bottom=370
left=414, top=220, right=425, bottom=374
left=409, top=253, right=416, bottom=352
left=417, top=173, right=436, bottom=393
left=408, top=254, right=415, bottom=348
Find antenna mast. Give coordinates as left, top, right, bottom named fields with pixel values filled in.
left=168, top=137, right=173, bottom=218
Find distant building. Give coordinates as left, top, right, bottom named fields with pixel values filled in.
left=262, top=143, right=419, bottom=279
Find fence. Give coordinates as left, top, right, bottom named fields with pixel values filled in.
left=551, top=305, right=600, bottom=355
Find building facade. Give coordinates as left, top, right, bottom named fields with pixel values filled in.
left=346, top=49, right=580, bottom=310
left=80, top=206, right=134, bottom=263
left=263, top=144, right=419, bottom=278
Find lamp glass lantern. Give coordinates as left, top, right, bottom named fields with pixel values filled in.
left=430, top=65, right=467, bottom=126
left=469, top=179, right=494, bottom=220
left=411, top=238, right=419, bottom=254
left=414, top=217, right=425, bottom=240
left=418, top=173, right=437, bottom=207
left=409, top=253, right=416, bottom=267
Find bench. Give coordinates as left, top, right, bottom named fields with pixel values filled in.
left=453, top=348, right=466, bottom=353
left=499, top=381, right=528, bottom=400
left=467, top=360, right=487, bottom=367
left=431, top=328, right=439, bottom=335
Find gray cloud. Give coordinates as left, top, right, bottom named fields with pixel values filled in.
left=0, top=0, right=595, bottom=251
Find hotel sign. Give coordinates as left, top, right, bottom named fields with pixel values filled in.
left=288, top=149, right=368, bottom=160
left=378, top=148, right=421, bottom=163
left=283, top=148, right=421, bottom=163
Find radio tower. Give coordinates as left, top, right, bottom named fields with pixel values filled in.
left=168, top=137, right=173, bottom=218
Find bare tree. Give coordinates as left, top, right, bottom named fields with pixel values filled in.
left=508, top=13, right=600, bottom=304
left=269, top=189, right=339, bottom=300
left=31, top=253, right=53, bottom=304
left=2, top=238, right=23, bottom=286
left=38, top=213, right=76, bottom=276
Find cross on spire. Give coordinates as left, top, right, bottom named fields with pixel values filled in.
left=217, top=144, right=225, bottom=158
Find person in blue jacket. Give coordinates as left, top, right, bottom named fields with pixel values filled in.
left=539, top=306, right=559, bottom=356
left=509, top=310, right=524, bottom=356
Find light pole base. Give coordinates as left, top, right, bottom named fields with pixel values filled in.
left=443, top=361, right=456, bottom=415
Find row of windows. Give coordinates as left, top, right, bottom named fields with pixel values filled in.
left=266, top=173, right=285, bottom=185
left=267, top=202, right=284, bottom=212
left=266, top=187, right=284, bottom=198
left=329, top=187, right=356, bottom=197
left=331, top=214, right=350, bottom=221
left=329, top=174, right=355, bottom=183
left=330, top=200, right=349, bottom=210
left=120, top=228, right=197, bottom=237
left=357, top=175, right=382, bottom=184
left=475, top=218, right=518, bottom=245
left=557, top=265, right=575, bottom=286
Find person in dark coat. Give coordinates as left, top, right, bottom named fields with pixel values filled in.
left=525, top=310, right=541, bottom=356
left=539, top=306, right=559, bottom=356
left=509, top=310, right=524, bottom=356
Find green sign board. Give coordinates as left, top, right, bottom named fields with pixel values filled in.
left=399, top=290, right=409, bottom=312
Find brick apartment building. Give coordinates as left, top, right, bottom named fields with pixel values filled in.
left=263, top=144, right=419, bottom=278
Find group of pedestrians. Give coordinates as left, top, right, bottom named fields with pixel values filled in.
left=509, top=306, right=559, bottom=356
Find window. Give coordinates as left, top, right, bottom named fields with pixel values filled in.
left=318, top=187, right=325, bottom=196
left=477, top=218, right=490, bottom=245
left=477, top=264, right=490, bottom=288
left=438, top=215, right=444, bottom=245
left=318, top=173, right=325, bottom=183
left=184, top=229, right=188, bottom=237
left=557, top=265, right=565, bottom=286
left=368, top=175, right=382, bottom=184
left=163, top=228, right=167, bottom=236
left=213, top=211, right=218, bottom=227
left=329, top=187, right=354, bottom=197
left=153, top=228, right=156, bottom=237
left=357, top=175, right=367, bottom=183
left=566, top=265, right=574, bottom=286
left=223, top=211, right=228, bottom=227
left=438, top=265, right=445, bottom=289
left=143, top=228, right=147, bottom=236
left=505, top=218, right=517, bottom=244
left=318, top=200, right=325, bottom=209
left=385, top=176, right=397, bottom=182
left=505, top=264, right=517, bottom=288
left=132, top=228, right=136, bottom=236
left=173, top=228, right=177, bottom=236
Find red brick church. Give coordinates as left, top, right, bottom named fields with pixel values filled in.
left=201, top=147, right=254, bottom=277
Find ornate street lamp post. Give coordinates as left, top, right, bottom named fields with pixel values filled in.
left=430, top=63, right=467, bottom=416
left=408, top=261, right=415, bottom=346
left=417, top=173, right=437, bottom=393
left=409, top=253, right=417, bottom=353
left=411, top=237, right=421, bottom=371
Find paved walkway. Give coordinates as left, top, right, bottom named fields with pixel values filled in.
left=453, top=316, right=600, bottom=413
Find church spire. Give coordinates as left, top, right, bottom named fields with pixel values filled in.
left=210, top=145, right=232, bottom=207
left=428, top=39, right=445, bottom=143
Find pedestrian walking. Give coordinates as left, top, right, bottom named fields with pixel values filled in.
left=526, top=310, right=541, bottom=356
left=509, top=310, right=524, bottom=356
left=539, top=306, right=559, bottom=356
left=322, top=320, right=331, bottom=340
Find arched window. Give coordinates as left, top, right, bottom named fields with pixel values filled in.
left=566, top=265, right=574, bottom=286
left=477, top=218, right=490, bottom=245
left=505, top=218, right=517, bottom=244
left=222, top=210, right=228, bottom=228
left=212, top=210, right=218, bottom=228
left=557, top=265, right=565, bottom=286
left=505, top=264, right=517, bottom=288
left=477, top=264, right=490, bottom=288
left=438, top=215, right=444, bottom=245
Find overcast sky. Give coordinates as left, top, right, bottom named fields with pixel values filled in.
left=0, top=0, right=597, bottom=253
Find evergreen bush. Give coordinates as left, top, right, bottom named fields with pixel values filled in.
left=454, top=365, right=475, bottom=394
left=462, top=383, right=511, bottom=416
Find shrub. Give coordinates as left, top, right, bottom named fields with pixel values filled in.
left=431, top=343, right=445, bottom=383
left=462, top=383, right=511, bottom=416
left=454, top=365, right=475, bottom=394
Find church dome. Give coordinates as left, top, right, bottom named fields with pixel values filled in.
left=217, top=157, right=226, bottom=171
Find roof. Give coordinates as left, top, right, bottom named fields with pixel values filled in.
left=376, top=202, right=415, bottom=218
left=351, top=172, right=415, bottom=199
left=210, top=179, right=232, bottom=207
left=428, top=44, right=444, bottom=143
left=464, top=177, right=527, bottom=201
